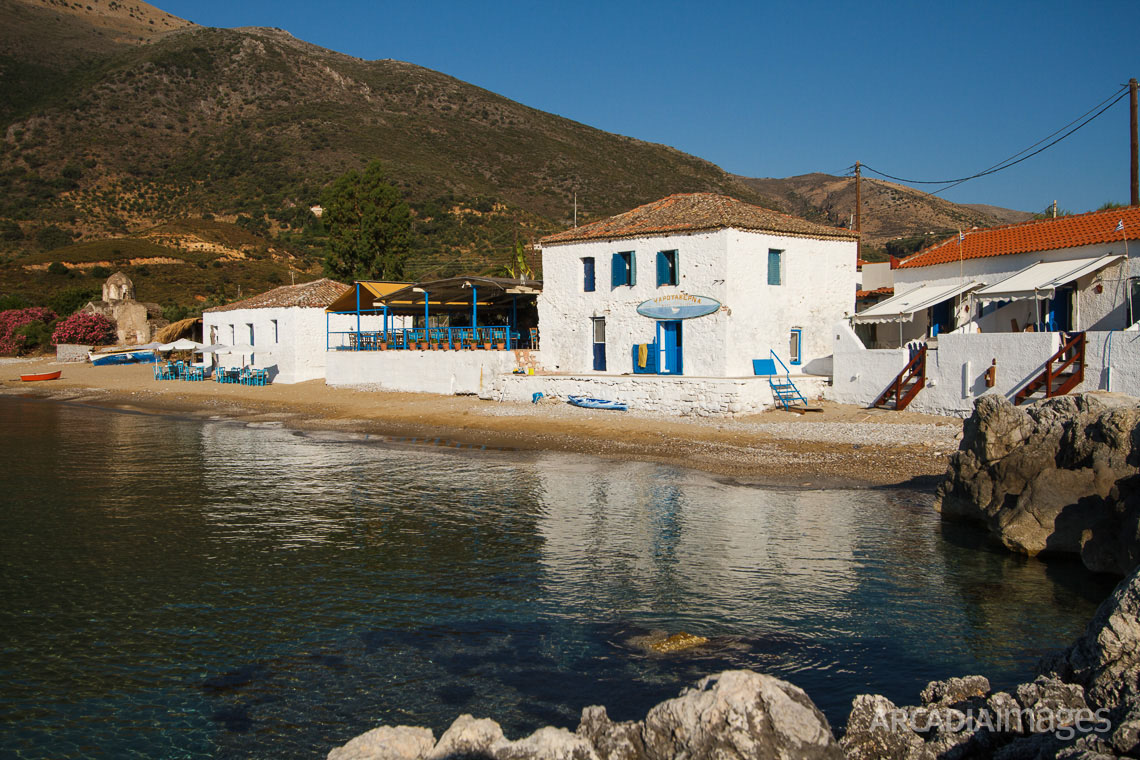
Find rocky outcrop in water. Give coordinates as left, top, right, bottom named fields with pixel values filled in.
left=327, top=670, right=843, bottom=760
left=330, top=567, right=1140, bottom=759
left=935, top=393, right=1140, bottom=575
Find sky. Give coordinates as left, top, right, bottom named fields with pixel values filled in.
left=156, top=0, right=1140, bottom=215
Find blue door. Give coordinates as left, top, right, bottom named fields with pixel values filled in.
left=592, top=318, right=606, bottom=371
left=657, top=320, right=682, bottom=375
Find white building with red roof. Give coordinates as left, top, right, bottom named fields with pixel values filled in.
left=833, top=206, right=1140, bottom=415
left=535, top=193, right=859, bottom=382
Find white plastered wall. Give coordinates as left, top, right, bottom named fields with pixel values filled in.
left=538, top=229, right=856, bottom=377
left=203, top=307, right=377, bottom=383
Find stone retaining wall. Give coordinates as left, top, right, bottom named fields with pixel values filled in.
left=487, top=373, right=829, bottom=416
left=55, top=344, right=92, bottom=363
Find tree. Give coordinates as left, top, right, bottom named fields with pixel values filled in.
left=321, top=162, right=412, bottom=281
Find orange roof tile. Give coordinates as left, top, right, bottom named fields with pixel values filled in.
left=856, top=287, right=894, bottom=299
left=539, top=193, right=859, bottom=246
left=205, top=278, right=350, bottom=312
left=898, top=206, right=1140, bottom=269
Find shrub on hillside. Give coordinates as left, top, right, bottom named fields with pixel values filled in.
left=51, top=312, right=115, bottom=346
left=48, top=286, right=99, bottom=317
left=0, top=307, right=58, bottom=355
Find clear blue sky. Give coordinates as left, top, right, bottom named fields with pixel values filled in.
left=158, top=0, right=1139, bottom=215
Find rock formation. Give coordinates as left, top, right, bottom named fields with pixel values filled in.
left=936, top=393, right=1140, bottom=575
left=327, top=670, right=843, bottom=760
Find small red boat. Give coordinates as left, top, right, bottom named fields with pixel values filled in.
left=20, top=370, right=62, bottom=382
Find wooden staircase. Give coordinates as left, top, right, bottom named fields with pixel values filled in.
left=1013, top=332, right=1085, bottom=405
left=873, top=344, right=927, bottom=411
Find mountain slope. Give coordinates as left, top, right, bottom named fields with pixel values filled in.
left=736, top=173, right=1029, bottom=256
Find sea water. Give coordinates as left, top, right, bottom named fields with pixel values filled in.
left=0, top=397, right=1115, bottom=759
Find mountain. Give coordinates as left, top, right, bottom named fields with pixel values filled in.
left=0, top=0, right=1028, bottom=313
left=735, top=173, right=1030, bottom=258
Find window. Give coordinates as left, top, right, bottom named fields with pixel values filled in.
left=247, top=323, right=255, bottom=345
left=229, top=324, right=235, bottom=344
left=611, top=251, right=636, bottom=287
left=583, top=257, right=596, bottom=292
left=271, top=319, right=279, bottom=343
left=656, top=250, right=678, bottom=287
left=789, top=328, right=802, bottom=365
left=768, top=249, right=783, bottom=286
left=1129, top=278, right=1140, bottom=326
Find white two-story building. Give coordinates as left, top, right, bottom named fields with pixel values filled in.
left=536, top=193, right=859, bottom=378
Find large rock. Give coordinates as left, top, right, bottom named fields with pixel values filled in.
left=936, top=393, right=1140, bottom=575
left=328, top=726, right=436, bottom=760
left=326, top=670, right=841, bottom=760
left=1040, top=565, right=1140, bottom=715
left=640, top=670, right=842, bottom=760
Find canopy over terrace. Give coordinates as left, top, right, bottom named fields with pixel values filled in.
left=852, top=281, right=982, bottom=324
left=327, top=276, right=542, bottom=350
left=972, top=254, right=1124, bottom=302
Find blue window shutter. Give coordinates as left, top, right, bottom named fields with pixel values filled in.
left=768, top=250, right=781, bottom=285
left=656, top=251, right=667, bottom=286
left=584, top=257, right=595, bottom=292
left=611, top=253, right=623, bottom=287
left=628, top=252, right=636, bottom=286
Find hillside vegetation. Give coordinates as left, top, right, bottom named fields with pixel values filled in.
left=0, top=0, right=1025, bottom=311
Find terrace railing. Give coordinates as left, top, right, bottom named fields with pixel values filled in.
left=329, top=326, right=524, bottom=352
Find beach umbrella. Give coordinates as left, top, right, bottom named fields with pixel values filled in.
left=158, top=338, right=204, bottom=351
left=199, top=343, right=228, bottom=353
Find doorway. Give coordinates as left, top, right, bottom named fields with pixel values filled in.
left=591, top=318, right=606, bottom=371
left=657, top=320, right=683, bottom=375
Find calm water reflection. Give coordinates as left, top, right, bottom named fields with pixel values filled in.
left=0, top=397, right=1115, bottom=759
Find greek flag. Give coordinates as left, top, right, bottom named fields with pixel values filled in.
left=1116, top=219, right=1126, bottom=232
left=959, top=231, right=965, bottom=243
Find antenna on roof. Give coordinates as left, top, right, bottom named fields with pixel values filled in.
left=291, top=271, right=295, bottom=286
left=573, top=192, right=578, bottom=228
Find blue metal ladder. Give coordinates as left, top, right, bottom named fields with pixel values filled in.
left=753, top=351, right=809, bottom=410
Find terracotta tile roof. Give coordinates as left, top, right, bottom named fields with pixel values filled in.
left=856, top=287, right=894, bottom=299
left=899, top=205, right=1140, bottom=269
left=205, top=278, right=350, bottom=313
left=539, top=193, right=859, bottom=245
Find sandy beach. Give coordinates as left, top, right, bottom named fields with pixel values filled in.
left=0, top=357, right=963, bottom=488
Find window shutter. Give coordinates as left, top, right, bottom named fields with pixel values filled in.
left=628, top=252, right=636, bottom=286
left=584, top=257, right=595, bottom=292
left=656, top=251, right=667, bottom=286
left=768, top=250, right=781, bottom=285
left=611, top=253, right=623, bottom=288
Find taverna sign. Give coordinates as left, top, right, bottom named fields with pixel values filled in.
left=636, top=293, right=721, bottom=320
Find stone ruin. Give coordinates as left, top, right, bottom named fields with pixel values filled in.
left=81, top=271, right=167, bottom=344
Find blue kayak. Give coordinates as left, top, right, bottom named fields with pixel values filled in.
left=567, top=395, right=628, bottom=411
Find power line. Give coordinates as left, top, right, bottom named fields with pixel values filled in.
left=861, top=85, right=1129, bottom=192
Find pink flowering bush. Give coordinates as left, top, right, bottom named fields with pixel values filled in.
left=0, top=307, right=58, bottom=355
left=51, top=311, right=116, bottom=347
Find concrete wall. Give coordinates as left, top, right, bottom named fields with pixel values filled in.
left=326, top=349, right=522, bottom=395
left=489, top=373, right=829, bottom=416
left=538, top=228, right=856, bottom=377
left=830, top=325, right=1140, bottom=416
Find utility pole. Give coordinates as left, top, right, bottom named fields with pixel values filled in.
left=854, top=160, right=862, bottom=260
left=1131, top=78, right=1138, bottom=207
